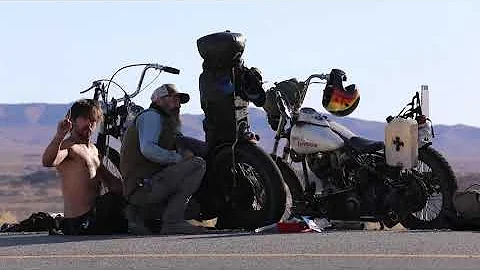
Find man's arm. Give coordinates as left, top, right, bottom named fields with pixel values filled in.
left=97, top=163, right=123, bottom=195
left=42, top=117, right=72, bottom=167
left=137, top=111, right=183, bottom=164
left=42, top=136, right=69, bottom=167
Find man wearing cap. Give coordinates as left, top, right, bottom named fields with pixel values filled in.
left=119, top=83, right=207, bottom=235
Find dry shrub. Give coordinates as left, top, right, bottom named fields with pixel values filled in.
left=0, top=211, right=17, bottom=224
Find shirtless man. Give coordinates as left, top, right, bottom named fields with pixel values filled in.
left=42, top=99, right=125, bottom=235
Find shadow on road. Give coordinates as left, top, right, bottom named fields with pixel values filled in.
left=0, top=233, right=138, bottom=247
left=0, top=230, right=255, bottom=247
left=182, top=230, right=255, bottom=240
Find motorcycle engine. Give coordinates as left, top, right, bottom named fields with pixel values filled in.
left=307, top=151, right=364, bottom=190
left=307, top=151, right=428, bottom=222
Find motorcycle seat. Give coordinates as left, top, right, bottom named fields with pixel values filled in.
left=348, top=136, right=384, bottom=153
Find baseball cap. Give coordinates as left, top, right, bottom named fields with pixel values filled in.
left=151, top=84, right=190, bottom=104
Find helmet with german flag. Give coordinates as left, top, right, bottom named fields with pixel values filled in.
left=322, top=69, right=360, bottom=117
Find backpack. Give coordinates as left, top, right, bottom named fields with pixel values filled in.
left=451, top=187, right=480, bottom=230
left=454, top=189, right=480, bottom=220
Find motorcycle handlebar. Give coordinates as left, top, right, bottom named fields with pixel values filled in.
left=287, top=73, right=330, bottom=116
left=81, top=63, right=181, bottom=103
left=147, top=63, right=180, bottom=74
left=80, top=85, right=95, bottom=94
left=80, top=80, right=102, bottom=94
left=304, top=73, right=329, bottom=86
left=160, top=65, right=180, bottom=75
left=132, top=64, right=180, bottom=100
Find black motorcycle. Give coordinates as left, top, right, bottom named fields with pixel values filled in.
left=189, top=31, right=287, bottom=229
left=80, top=63, right=179, bottom=187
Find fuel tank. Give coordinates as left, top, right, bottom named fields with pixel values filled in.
left=328, top=120, right=356, bottom=139
left=290, top=108, right=344, bottom=154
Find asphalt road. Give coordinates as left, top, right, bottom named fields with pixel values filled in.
left=1, top=229, right=480, bottom=270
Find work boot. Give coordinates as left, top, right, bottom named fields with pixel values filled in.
left=160, top=221, right=208, bottom=235
left=125, top=204, right=151, bottom=235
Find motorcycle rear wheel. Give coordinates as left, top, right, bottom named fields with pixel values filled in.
left=400, top=146, right=457, bottom=229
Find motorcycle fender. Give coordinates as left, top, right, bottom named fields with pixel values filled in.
left=270, top=155, right=304, bottom=201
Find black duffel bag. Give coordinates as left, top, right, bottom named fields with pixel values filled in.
left=197, top=31, right=266, bottom=150
left=263, top=78, right=302, bottom=131
left=197, top=30, right=245, bottom=69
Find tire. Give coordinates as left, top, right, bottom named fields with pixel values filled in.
left=400, top=146, right=458, bottom=229
left=213, top=143, right=286, bottom=229
left=271, top=155, right=304, bottom=221
left=103, top=146, right=120, bottom=167
left=97, top=145, right=122, bottom=194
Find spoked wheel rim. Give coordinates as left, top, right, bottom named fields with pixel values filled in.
left=213, top=143, right=286, bottom=229
left=411, top=160, right=444, bottom=222
left=99, top=147, right=122, bottom=195
left=228, top=162, right=267, bottom=213
left=103, top=155, right=121, bottom=178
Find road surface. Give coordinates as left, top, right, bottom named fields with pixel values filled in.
left=1, top=229, right=480, bottom=270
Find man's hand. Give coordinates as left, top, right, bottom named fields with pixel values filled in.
left=57, top=111, right=73, bottom=139
left=42, top=110, right=73, bottom=167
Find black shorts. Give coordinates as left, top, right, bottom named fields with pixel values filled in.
left=62, top=193, right=128, bottom=235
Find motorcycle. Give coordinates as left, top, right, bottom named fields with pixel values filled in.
left=80, top=61, right=287, bottom=230
left=265, top=70, right=458, bottom=229
left=182, top=31, right=287, bottom=230
left=79, top=63, right=180, bottom=187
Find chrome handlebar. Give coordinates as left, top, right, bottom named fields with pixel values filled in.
left=81, top=63, right=180, bottom=103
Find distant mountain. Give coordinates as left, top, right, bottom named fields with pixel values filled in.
left=1, top=103, right=480, bottom=173
left=0, top=103, right=70, bottom=127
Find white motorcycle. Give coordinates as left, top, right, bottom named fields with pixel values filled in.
left=265, top=69, right=458, bottom=229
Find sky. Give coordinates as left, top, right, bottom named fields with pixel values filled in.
left=0, top=1, right=479, bottom=126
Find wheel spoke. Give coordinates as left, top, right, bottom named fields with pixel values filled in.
left=235, top=163, right=266, bottom=211
left=411, top=158, right=445, bottom=222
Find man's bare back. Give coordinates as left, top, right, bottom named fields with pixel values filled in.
left=56, top=138, right=102, bottom=218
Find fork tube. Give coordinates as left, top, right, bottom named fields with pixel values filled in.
left=301, top=158, right=309, bottom=183
left=271, top=114, right=286, bottom=156
left=135, top=66, right=149, bottom=94
left=231, top=66, right=238, bottom=188
left=281, top=141, right=290, bottom=160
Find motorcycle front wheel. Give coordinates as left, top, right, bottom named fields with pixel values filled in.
left=213, top=142, right=287, bottom=230
left=96, top=144, right=122, bottom=194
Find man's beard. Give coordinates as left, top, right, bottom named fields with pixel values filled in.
left=152, top=102, right=181, bottom=126
left=166, top=106, right=181, bottom=124
left=172, top=110, right=181, bottom=126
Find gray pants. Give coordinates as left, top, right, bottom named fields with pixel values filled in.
left=130, top=157, right=206, bottom=224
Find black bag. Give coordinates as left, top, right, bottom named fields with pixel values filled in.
left=449, top=188, right=480, bottom=230
left=199, top=69, right=237, bottom=150
left=94, top=192, right=128, bottom=234
left=197, top=31, right=266, bottom=151
left=197, top=31, right=245, bottom=69
left=275, top=78, right=302, bottom=109
left=263, top=78, right=302, bottom=131
left=0, top=212, right=56, bottom=233
left=263, top=88, right=281, bottom=130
